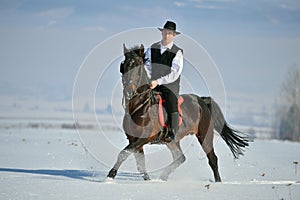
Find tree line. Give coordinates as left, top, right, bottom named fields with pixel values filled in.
left=275, top=67, right=300, bottom=141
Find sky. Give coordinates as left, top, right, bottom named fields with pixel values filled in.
left=0, top=0, right=300, bottom=123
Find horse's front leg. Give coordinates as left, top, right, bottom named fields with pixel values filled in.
left=107, top=144, right=134, bottom=179
left=159, top=142, right=186, bottom=181
left=134, top=146, right=150, bottom=180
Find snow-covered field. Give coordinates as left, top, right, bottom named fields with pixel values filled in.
left=1, top=118, right=300, bottom=200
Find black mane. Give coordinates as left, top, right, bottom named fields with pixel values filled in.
left=127, top=45, right=147, bottom=63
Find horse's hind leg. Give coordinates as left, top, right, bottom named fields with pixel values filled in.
left=197, top=120, right=222, bottom=182
left=107, top=144, right=134, bottom=179
left=134, top=147, right=150, bottom=180
left=159, top=142, right=186, bottom=181
left=207, top=148, right=221, bottom=182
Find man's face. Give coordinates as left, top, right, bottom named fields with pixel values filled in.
left=161, top=29, right=176, bottom=45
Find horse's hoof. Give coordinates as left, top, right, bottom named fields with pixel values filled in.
left=143, top=173, right=151, bottom=181
left=107, top=168, right=117, bottom=179
left=214, top=175, right=222, bottom=182
left=215, top=179, right=222, bottom=183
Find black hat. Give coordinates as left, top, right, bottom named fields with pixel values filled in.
left=158, top=21, right=180, bottom=35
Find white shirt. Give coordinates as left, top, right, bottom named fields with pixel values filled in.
left=144, top=41, right=183, bottom=85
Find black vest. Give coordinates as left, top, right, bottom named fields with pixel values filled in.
left=150, top=42, right=182, bottom=94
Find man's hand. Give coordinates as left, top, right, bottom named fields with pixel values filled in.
left=150, top=80, right=158, bottom=89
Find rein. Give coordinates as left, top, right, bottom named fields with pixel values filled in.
left=128, top=88, right=153, bottom=116
left=130, top=87, right=152, bottom=100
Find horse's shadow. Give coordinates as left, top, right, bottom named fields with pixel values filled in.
left=0, top=168, right=144, bottom=182
left=0, top=167, right=105, bottom=182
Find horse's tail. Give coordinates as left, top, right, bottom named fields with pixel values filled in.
left=207, top=98, right=252, bottom=159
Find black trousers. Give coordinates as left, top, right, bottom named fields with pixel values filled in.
left=156, top=85, right=178, bottom=114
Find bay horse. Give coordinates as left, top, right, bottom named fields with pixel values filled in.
left=107, top=44, right=251, bottom=182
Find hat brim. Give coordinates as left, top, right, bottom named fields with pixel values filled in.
left=158, top=27, right=180, bottom=35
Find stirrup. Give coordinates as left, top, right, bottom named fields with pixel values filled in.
left=164, top=131, right=175, bottom=142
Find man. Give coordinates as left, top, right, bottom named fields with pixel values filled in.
left=144, top=20, right=183, bottom=141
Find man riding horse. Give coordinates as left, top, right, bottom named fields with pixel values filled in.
left=144, top=20, right=183, bottom=142
left=107, top=21, right=251, bottom=182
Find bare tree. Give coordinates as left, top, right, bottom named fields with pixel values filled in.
left=281, top=66, right=300, bottom=107
left=277, top=66, right=300, bottom=141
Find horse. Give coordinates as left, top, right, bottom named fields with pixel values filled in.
left=107, top=44, right=251, bottom=182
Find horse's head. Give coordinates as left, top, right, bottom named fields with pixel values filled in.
left=120, top=44, right=150, bottom=105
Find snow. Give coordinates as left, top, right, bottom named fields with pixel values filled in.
left=0, top=119, right=300, bottom=200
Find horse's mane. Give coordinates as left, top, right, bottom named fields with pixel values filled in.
left=127, top=45, right=148, bottom=63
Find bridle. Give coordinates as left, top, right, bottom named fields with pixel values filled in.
left=121, top=53, right=152, bottom=111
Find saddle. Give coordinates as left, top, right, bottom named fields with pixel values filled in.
left=157, top=94, right=184, bottom=127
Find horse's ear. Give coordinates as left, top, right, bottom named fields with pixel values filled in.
left=139, top=44, right=144, bottom=57
left=123, top=43, right=129, bottom=55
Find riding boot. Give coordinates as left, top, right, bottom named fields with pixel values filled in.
left=165, top=112, right=179, bottom=142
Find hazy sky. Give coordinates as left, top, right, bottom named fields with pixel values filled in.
left=0, top=0, right=300, bottom=111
